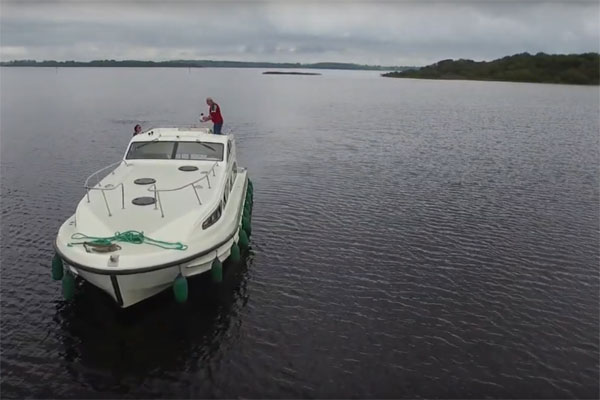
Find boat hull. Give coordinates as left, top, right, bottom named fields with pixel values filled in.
left=64, top=236, right=236, bottom=307
left=54, top=169, right=249, bottom=308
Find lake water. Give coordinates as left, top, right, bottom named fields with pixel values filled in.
left=1, top=68, right=598, bottom=398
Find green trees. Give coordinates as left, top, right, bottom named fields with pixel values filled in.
left=0, top=59, right=410, bottom=71
left=383, top=52, right=600, bottom=85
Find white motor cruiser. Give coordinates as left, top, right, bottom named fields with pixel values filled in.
left=52, top=127, right=253, bottom=308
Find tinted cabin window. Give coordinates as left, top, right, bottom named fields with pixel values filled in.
left=202, top=205, right=222, bottom=229
left=126, top=141, right=224, bottom=161
left=232, top=162, right=238, bottom=187
left=127, top=142, right=174, bottom=159
left=175, top=142, right=223, bottom=161
left=223, top=180, right=229, bottom=205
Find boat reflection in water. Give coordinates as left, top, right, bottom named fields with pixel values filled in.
left=53, top=253, right=253, bottom=396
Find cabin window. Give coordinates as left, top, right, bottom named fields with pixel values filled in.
left=126, top=141, right=224, bottom=161
left=227, top=140, right=232, bottom=160
left=175, top=142, right=224, bottom=161
left=126, top=141, right=174, bottom=159
left=223, top=179, right=230, bottom=205
left=202, top=205, right=222, bottom=229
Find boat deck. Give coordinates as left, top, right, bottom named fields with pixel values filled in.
left=77, top=159, right=225, bottom=242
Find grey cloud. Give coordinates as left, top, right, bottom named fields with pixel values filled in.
left=1, top=1, right=598, bottom=65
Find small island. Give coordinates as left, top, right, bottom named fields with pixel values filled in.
left=382, top=52, right=599, bottom=85
left=263, top=71, right=321, bottom=75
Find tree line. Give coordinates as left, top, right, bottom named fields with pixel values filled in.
left=0, top=59, right=409, bottom=71
left=382, top=53, right=599, bottom=85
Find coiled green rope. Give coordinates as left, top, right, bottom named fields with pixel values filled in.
left=68, top=230, right=188, bottom=250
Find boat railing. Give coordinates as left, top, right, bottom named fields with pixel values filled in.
left=147, top=161, right=219, bottom=218
left=84, top=160, right=129, bottom=217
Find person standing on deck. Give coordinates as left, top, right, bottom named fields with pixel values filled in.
left=201, top=97, right=224, bottom=134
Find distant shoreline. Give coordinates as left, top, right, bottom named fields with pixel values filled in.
left=0, top=59, right=409, bottom=72
left=382, top=52, right=599, bottom=85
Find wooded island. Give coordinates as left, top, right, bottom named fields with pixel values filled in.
left=382, top=53, right=599, bottom=85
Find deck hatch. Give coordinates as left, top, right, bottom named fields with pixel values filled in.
left=134, top=178, right=156, bottom=185
left=178, top=166, right=199, bottom=172
left=132, top=196, right=156, bottom=206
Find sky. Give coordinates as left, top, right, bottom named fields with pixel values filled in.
left=1, top=0, right=598, bottom=66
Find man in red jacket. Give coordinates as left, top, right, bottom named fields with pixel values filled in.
left=201, top=97, right=224, bottom=134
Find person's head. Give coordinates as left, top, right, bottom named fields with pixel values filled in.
left=134, top=124, right=142, bottom=134
left=206, top=97, right=214, bottom=106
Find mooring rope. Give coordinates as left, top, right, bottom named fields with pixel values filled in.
left=68, top=230, right=188, bottom=250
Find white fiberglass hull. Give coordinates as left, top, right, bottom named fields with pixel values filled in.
left=54, top=169, right=249, bottom=308
left=63, top=235, right=237, bottom=307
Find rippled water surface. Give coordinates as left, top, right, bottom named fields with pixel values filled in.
left=1, top=68, right=598, bottom=398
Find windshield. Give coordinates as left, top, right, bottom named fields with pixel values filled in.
left=126, top=141, right=224, bottom=161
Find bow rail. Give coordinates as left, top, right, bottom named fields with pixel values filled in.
left=82, top=160, right=218, bottom=218
left=84, top=160, right=129, bottom=216
left=148, top=161, right=219, bottom=218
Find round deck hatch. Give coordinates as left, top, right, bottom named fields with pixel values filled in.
left=134, top=178, right=156, bottom=185
left=132, top=196, right=156, bottom=206
left=178, top=166, right=198, bottom=172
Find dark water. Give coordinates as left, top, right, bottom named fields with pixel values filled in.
left=1, top=68, right=598, bottom=398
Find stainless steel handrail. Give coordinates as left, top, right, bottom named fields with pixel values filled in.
left=84, top=160, right=128, bottom=217
left=82, top=159, right=219, bottom=218
left=84, top=160, right=126, bottom=189
left=147, top=161, right=219, bottom=218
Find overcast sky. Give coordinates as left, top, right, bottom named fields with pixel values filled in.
left=1, top=0, right=598, bottom=66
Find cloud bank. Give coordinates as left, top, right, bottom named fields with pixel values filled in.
left=1, top=1, right=598, bottom=65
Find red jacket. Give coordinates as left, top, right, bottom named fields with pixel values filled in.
left=209, top=103, right=223, bottom=124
